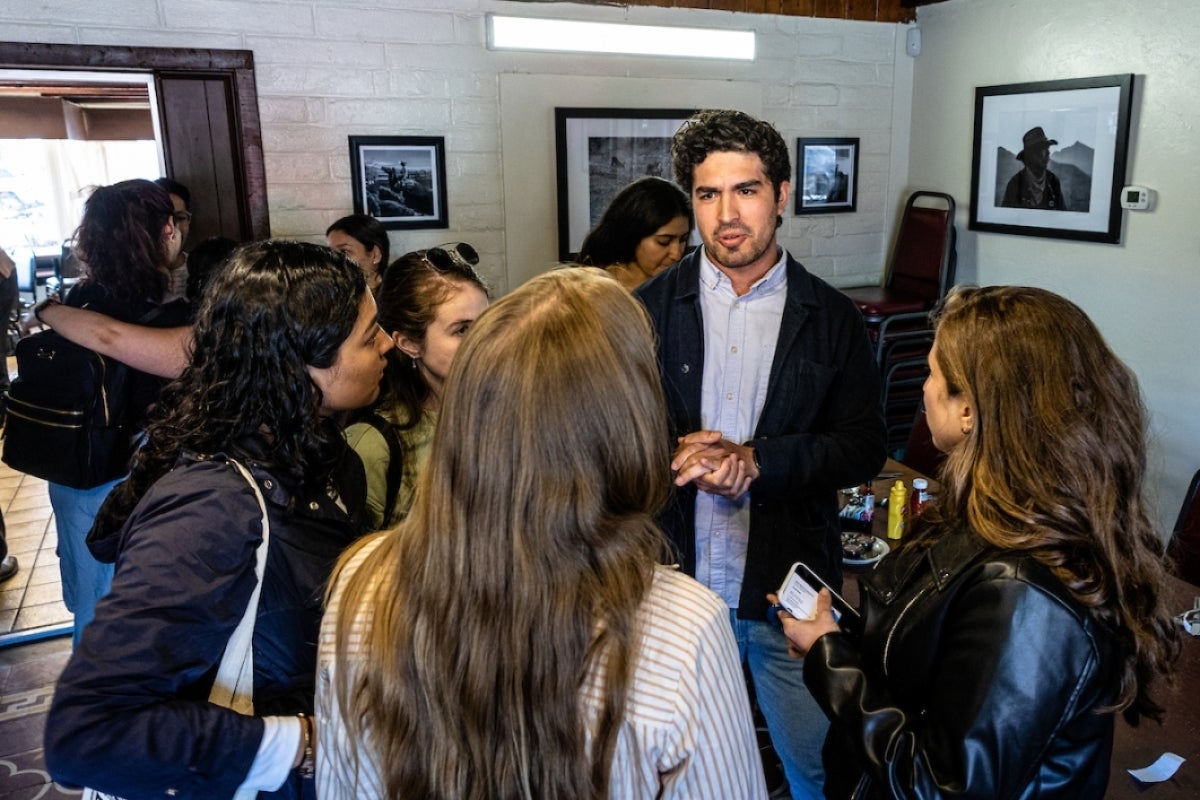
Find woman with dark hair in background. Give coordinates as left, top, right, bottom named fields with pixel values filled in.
left=318, top=268, right=766, bottom=799
left=35, top=179, right=190, bottom=644
left=578, top=176, right=693, bottom=292
left=46, top=240, right=391, bottom=799
left=343, top=244, right=488, bottom=529
left=326, top=213, right=390, bottom=294
left=775, top=286, right=1181, bottom=798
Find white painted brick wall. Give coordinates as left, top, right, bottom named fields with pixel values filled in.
left=1, top=0, right=916, bottom=292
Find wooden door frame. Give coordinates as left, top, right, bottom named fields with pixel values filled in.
left=0, top=41, right=269, bottom=239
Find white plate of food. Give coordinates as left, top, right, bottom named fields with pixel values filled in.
left=841, top=531, right=890, bottom=566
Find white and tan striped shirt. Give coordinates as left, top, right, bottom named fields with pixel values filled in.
left=315, top=537, right=768, bottom=799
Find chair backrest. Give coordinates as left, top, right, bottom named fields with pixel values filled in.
left=886, top=191, right=956, bottom=305
left=1170, top=468, right=1200, bottom=584
left=900, top=407, right=946, bottom=479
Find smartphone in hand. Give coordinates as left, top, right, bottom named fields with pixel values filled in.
left=775, top=561, right=861, bottom=632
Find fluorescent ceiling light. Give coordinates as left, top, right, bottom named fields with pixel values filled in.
left=487, top=15, right=755, bottom=61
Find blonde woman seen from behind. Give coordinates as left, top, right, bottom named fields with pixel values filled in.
left=317, top=267, right=767, bottom=800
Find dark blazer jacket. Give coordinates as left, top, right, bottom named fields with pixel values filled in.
left=636, top=249, right=886, bottom=618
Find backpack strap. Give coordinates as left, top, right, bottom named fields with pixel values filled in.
left=360, top=411, right=404, bottom=525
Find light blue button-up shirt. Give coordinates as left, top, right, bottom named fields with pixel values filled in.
left=693, top=247, right=787, bottom=609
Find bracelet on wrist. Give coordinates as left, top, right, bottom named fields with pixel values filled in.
left=296, top=713, right=315, bottom=779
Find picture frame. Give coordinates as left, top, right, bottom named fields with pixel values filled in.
left=795, top=137, right=860, bottom=214
left=554, top=107, right=694, bottom=262
left=348, top=135, right=448, bottom=230
left=969, top=74, right=1133, bottom=243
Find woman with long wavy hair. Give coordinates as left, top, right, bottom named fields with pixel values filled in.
left=38, top=178, right=191, bottom=644
left=775, top=285, right=1181, bottom=798
left=317, top=268, right=767, bottom=799
left=46, top=241, right=391, bottom=799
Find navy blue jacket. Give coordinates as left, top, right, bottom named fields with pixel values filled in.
left=46, top=451, right=367, bottom=800
left=636, top=249, right=886, bottom=618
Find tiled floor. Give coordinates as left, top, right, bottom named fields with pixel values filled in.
left=0, top=459, right=71, bottom=638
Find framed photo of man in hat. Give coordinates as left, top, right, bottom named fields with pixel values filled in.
left=969, top=74, right=1133, bottom=243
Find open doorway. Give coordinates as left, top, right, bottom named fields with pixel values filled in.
left=0, top=40, right=269, bottom=644
left=0, top=41, right=270, bottom=246
left=0, top=68, right=162, bottom=301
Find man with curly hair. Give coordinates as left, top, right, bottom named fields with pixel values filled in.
left=636, top=110, right=886, bottom=799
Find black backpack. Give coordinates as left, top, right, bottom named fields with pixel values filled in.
left=3, top=329, right=141, bottom=489
left=354, top=410, right=404, bottom=525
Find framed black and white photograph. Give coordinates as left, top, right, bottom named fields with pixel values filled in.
left=969, top=74, right=1133, bottom=243
left=348, top=135, right=448, bottom=230
left=554, top=107, right=693, bottom=262
left=795, top=137, right=859, bottom=214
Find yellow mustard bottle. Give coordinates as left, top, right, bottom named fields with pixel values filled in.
left=887, top=479, right=908, bottom=540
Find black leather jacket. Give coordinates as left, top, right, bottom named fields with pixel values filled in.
left=805, top=526, right=1119, bottom=799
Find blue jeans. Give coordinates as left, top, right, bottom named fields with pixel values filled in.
left=731, top=611, right=827, bottom=800
left=49, top=479, right=119, bottom=646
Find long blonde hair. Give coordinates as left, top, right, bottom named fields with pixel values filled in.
left=929, top=285, right=1180, bottom=723
left=329, top=268, right=672, bottom=798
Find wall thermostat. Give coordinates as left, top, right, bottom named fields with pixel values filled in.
left=906, top=27, right=921, bottom=57
left=1120, top=185, right=1153, bottom=211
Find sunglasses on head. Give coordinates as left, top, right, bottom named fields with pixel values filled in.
left=422, top=242, right=479, bottom=272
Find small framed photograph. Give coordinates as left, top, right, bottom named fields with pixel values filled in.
left=795, top=137, right=859, bottom=215
left=554, top=107, right=693, bottom=262
left=969, top=74, right=1133, bottom=243
left=348, top=135, right=448, bottom=230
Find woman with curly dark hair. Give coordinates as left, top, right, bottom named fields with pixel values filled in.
left=775, top=286, right=1182, bottom=798
left=41, top=178, right=191, bottom=645
left=577, top=177, right=693, bottom=292
left=45, top=240, right=391, bottom=800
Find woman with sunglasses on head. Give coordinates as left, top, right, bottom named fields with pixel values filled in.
left=326, top=214, right=390, bottom=295
left=46, top=241, right=391, bottom=800
left=578, top=176, right=693, bottom=292
left=318, top=268, right=766, bottom=799
left=344, top=243, right=489, bottom=529
left=773, top=286, right=1182, bottom=798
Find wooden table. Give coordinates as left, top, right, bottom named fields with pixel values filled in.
left=842, top=459, right=1200, bottom=796
left=1109, top=574, right=1199, bottom=798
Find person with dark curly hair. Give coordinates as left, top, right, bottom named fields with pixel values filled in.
left=578, top=176, right=693, bottom=292
left=46, top=240, right=391, bottom=800
left=775, top=286, right=1182, bottom=798
left=37, top=179, right=191, bottom=645
left=327, top=214, right=390, bottom=295
left=636, top=109, right=886, bottom=799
